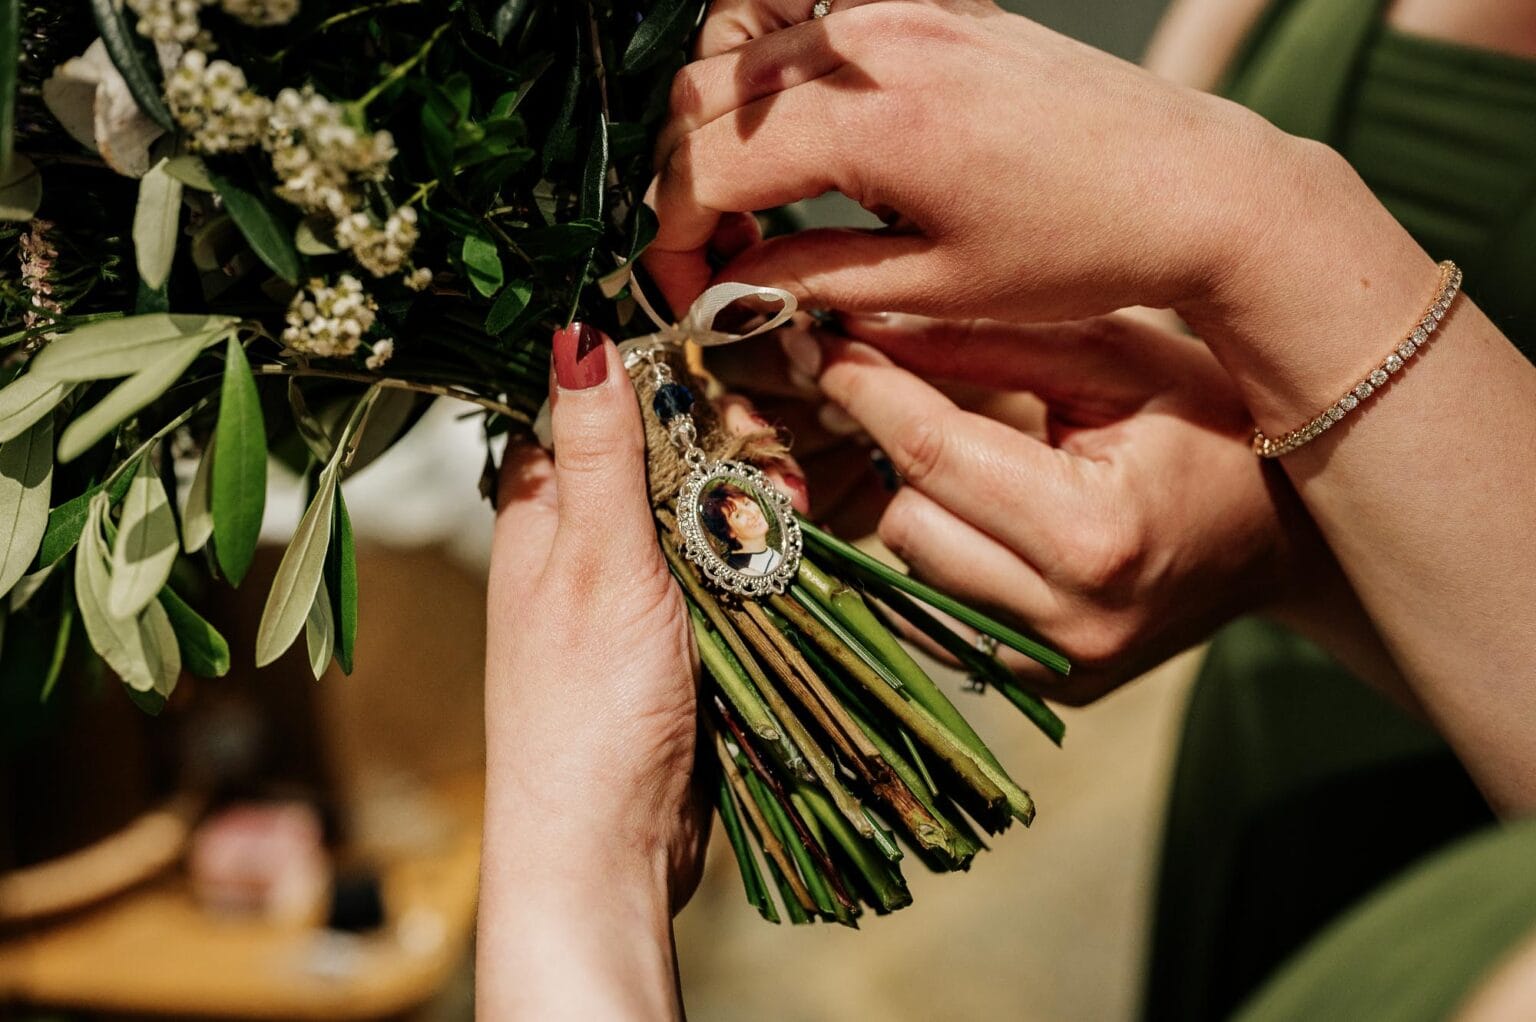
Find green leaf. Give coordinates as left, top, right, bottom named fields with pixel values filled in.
left=0, top=152, right=40, bottom=221
left=485, top=280, right=533, bottom=334
left=132, top=160, right=184, bottom=291
left=181, top=434, right=214, bottom=553
left=580, top=112, right=609, bottom=221
left=161, top=155, right=215, bottom=192
left=211, top=336, right=266, bottom=586
left=622, top=0, right=702, bottom=74
left=326, top=488, right=357, bottom=675
left=491, top=0, right=532, bottom=44
left=542, top=26, right=582, bottom=171
left=0, top=0, right=18, bottom=177
left=107, top=456, right=177, bottom=618
left=294, top=217, right=339, bottom=255
left=256, top=465, right=336, bottom=667
left=0, top=416, right=53, bottom=598
left=10, top=561, right=56, bottom=611
left=520, top=219, right=603, bottom=261
left=461, top=234, right=504, bottom=297
left=29, top=313, right=236, bottom=381
left=39, top=583, right=73, bottom=701
left=0, top=374, right=69, bottom=444
left=55, top=331, right=222, bottom=462
left=88, top=0, right=176, bottom=132
left=158, top=585, right=229, bottom=678
left=208, top=170, right=301, bottom=284
left=39, top=470, right=132, bottom=567
left=304, top=574, right=334, bottom=680
left=74, top=494, right=179, bottom=695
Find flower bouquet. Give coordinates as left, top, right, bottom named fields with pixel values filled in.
left=0, top=0, right=1069, bottom=924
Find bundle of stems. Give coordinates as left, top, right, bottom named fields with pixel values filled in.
left=655, top=507, right=1070, bottom=925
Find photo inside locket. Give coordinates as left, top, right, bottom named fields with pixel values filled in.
left=697, top=476, right=785, bottom=577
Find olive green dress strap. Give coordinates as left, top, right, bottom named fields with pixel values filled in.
left=1221, top=0, right=1388, bottom=139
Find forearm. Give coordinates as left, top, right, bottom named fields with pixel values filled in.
left=1188, top=141, right=1536, bottom=811
left=477, top=759, right=683, bottom=1020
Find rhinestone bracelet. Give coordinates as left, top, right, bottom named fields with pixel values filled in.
left=1252, top=260, right=1462, bottom=458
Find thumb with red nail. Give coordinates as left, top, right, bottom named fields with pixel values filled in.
left=479, top=322, right=703, bottom=1020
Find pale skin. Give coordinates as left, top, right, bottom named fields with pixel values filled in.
left=480, top=0, right=1536, bottom=1015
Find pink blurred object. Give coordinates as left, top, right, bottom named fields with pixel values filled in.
left=188, top=802, right=330, bottom=924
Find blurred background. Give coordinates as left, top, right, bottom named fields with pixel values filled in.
left=0, top=2, right=1184, bottom=1020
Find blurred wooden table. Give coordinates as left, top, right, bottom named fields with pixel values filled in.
left=0, top=772, right=482, bottom=1020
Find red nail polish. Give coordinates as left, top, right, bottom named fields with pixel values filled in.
left=552, top=322, right=609, bottom=390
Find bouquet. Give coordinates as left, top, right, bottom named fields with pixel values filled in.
left=0, top=0, right=1071, bottom=925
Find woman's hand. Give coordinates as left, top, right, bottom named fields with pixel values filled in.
left=805, top=312, right=1334, bottom=703
left=646, top=0, right=1294, bottom=327
left=478, top=324, right=700, bottom=1020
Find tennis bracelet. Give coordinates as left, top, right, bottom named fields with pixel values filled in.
left=1252, top=260, right=1462, bottom=459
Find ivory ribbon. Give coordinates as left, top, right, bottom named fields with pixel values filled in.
left=533, top=272, right=798, bottom=446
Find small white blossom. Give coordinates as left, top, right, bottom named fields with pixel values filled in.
left=165, top=50, right=272, bottom=154
left=282, top=274, right=378, bottom=358
left=126, top=0, right=206, bottom=45
left=264, top=87, right=396, bottom=219
left=219, top=0, right=299, bottom=27
left=364, top=339, right=394, bottom=370
left=403, top=266, right=433, bottom=292
left=334, top=206, right=419, bottom=277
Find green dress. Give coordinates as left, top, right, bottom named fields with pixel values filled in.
left=1142, top=2, right=1536, bottom=1019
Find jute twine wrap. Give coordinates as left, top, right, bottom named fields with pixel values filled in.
left=627, top=341, right=788, bottom=507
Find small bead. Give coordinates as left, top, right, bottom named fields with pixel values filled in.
left=1327, top=404, right=1346, bottom=422
left=1412, top=327, right=1428, bottom=345
left=651, top=382, right=695, bottom=422
left=1385, top=354, right=1404, bottom=372
left=1369, top=368, right=1389, bottom=387
left=1398, top=341, right=1417, bottom=359
left=1341, top=394, right=1359, bottom=411
left=1355, top=381, right=1374, bottom=400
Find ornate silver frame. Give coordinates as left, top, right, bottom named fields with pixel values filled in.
left=676, top=459, right=802, bottom=597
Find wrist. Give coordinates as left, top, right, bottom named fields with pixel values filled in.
left=1179, top=132, right=1440, bottom=431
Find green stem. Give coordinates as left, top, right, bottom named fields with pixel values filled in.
left=796, top=785, right=912, bottom=914
left=799, top=516, right=1070, bottom=675
left=351, top=21, right=452, bottom=111
left=252, top=364, right=530, bottom=423
left=690, top=603, right=787, bottom=751
left=716, top=771, right=776, bottom=922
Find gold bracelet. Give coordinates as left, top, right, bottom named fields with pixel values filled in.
left=1252, top=260, right=1462, bottom=459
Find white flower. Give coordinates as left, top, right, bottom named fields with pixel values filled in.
left=282, top=274, right=378, bottom=358
left=364, top=339, right=394, bottom=370
left=165, top=50, right=272, bottom=154
left=41, top=39, right=167, bottom=177
left=403, top=267, right=433, bottom=292
left=219, top=0, right=299, bottom=27
left=263, top=86, right=396, bottom=223
left=126, top=0, right=206, bottom=45
left=334, top=206, right=419, bottom=277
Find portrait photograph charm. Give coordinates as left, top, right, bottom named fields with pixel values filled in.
left=677, top=460, right=803, bottom=597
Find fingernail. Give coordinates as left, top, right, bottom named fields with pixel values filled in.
left=779, top=471, right=809, bottom=508
left=818, top=402, right=862, bottom=436
left=552, top=322, right=609, bottom=390
left=722, top=400, right=772, bottom=436
left=780, top=329, right=822, bottom=382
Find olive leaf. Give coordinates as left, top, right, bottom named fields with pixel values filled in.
left=0, top=415, right=54, bottom=598
left=207, top=170, right=301, bottom=285
left=9, top=561, right=56, bottom=611
left=491, top=0, right=533, bottom=45
left=39, top=469, right=134, bottom=567
left=622, top=0, right=702, bottom=74
left=88, top=0, right=176, bottom=132
left=29, top=313, right=237, bottom=381
left=211, top=336, right=266, bottom=586
left=159, top=585, right=229, bottom=678
left=541, top=26, right=582, bottom=171
left=326, top=488, right=357, bottom=675
left=0, top=375, right=70, bottom=444
left=0, top=0, right=17, bottom=177
left=107, top=456, right=178, bottom=618
left=161, top=155, right=215, bottom=192
left=55, top=328, right=227, bottom=462
left=255, top=389, right=376, bottom=667
left=132, top=159, right=184, bottom=291
left=305, top=574, right=334, bottom=680
left=75, top=494, right=180, bottom=695
left=485, top=280, right=533, bottom=334
left=181, top=433, right=214, bottom=553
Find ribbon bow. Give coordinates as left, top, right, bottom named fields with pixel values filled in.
left=626, top=273, right=799, bottom=349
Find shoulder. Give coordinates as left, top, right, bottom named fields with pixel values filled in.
left=1141, top=0, right=1275, bottom=90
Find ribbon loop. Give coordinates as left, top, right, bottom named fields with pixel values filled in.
left=621, top=264, right=798, bottom=348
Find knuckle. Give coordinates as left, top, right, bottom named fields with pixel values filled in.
left=876, top=497, right=921, bottom=563
left=667, top=64, right=706, bottom=122
left=663, top=131, right=699, bottom=184
left=889, top=414, right=948, bottom=487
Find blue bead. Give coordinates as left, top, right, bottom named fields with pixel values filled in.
left=652, top=382, right=694, bottom=422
